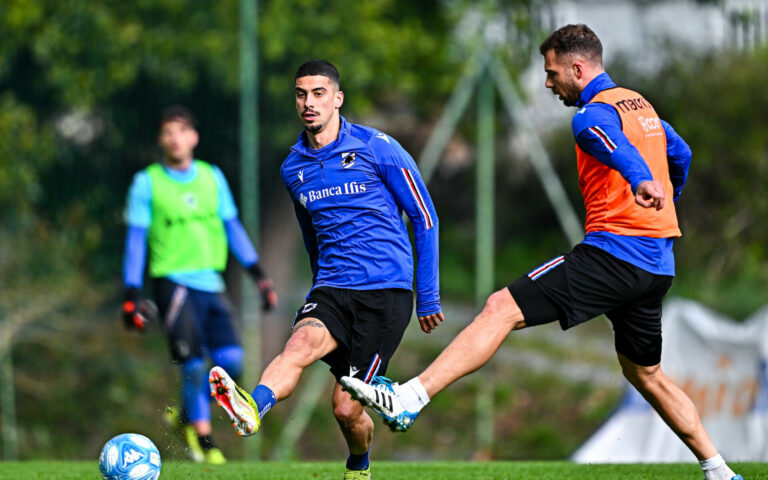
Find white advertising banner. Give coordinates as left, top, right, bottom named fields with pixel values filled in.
left=572, top=298, right=768, bottom=463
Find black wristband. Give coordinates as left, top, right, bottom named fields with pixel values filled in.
left=247, top=263, right=267, bottom=282
left=124, top=287, right=139, bottom=303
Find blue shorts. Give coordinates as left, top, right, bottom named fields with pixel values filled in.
left=153, top=278, right=241, bottom=362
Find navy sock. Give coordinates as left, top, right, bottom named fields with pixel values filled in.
left=197, top=434, right=217, bottom=451
left=251, top=385, right=276, bottom=419
left=346, top=449, right=370, bottom=470
left=180, top=358, right=209, bottom=424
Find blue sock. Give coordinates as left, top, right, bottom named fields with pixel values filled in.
left=211, top=345, right=244, bottom=381
left=251, top=385, right=276, bottom=419
left=346, top=449, right=370, bottom=470
left=181, top=357, right=210, bottom=423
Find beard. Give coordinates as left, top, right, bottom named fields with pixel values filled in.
left=305, top=122, right=323, bottom=134
left=559, top=81, right=582, bottom=107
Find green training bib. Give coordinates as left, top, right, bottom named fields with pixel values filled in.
left=146, top=160, right=227, bottom=277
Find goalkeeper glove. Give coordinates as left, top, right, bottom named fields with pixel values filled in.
left=123, top=287, right=151, bottom=331
left=247, top=263, right=278, bottom=312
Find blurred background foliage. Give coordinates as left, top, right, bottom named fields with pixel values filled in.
left=0, top=0, right=766, bottom=463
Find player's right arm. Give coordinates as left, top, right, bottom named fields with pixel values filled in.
left=122, top=172, right=152, bottom=331
left=572, top=103, right=664, bottom=209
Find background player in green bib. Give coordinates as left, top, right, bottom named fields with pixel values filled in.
left=122, top=106, right=277, bottom=463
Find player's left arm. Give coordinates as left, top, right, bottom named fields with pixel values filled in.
left=213, top=166, right=277, bottom=311
left=573, top=103, right=664, bottom=210
left=661, top=119, right=692, bottom=202
left=373, top=135, right=443, bottom=333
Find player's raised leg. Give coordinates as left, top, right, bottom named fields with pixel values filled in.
left=342, top=288, right=526, bottom=430
left=210, top=317, right=338, bottom=436
left=418, top=288, right=526, bottom=396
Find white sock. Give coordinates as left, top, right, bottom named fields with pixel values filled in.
left=700, top=454, right=737, bottom=480
left=396, top=378, right=430, bottom=413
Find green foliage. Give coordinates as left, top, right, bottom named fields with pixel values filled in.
left=0, top=0, right=239, bottom=106
left=0, top=94, right=56, bottom=218
left=261, top=0, right=454, bottom=109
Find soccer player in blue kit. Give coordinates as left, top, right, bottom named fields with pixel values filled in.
left=122, top=106, right=277, bottom=464
left=210, top=60, right=443, bottom=479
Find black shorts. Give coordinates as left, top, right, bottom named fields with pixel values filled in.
left=293, top=287, right=413, bottom=382
left=507, top=244, right=673, bottom=367
left=154, top=278, right=241, bottom=362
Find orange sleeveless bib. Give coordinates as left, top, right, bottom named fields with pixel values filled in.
left=575, top=87, right=681, bottom=238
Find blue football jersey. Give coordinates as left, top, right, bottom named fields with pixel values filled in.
left=281, top=116, right=441, bottom=316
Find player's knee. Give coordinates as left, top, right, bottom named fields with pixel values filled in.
left=283, top=329, right=322, bottom=363
left=621, top=361, right=661, bottom=391
left=333, top=398, right=363, bottom=425
left=283, top=334, right=312, bottom=358
left=479, top=290, right=505, bottom=317
left=478, top=290, right=524, bottom=330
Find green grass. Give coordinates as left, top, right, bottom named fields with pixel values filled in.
left=0, top=461, right=765, bottom=479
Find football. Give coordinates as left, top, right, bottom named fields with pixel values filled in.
left=98, top=433, right=161, bottom=480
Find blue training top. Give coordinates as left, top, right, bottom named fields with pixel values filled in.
left=571, top=73, right=692, bottom=276
left=281, top=116, right=441, bottom=316
left=123, top=160, right=259, bottom=292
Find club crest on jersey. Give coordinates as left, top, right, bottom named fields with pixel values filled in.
left=301, top=302, right=317, bottom=314
left=298, top=170, right=304, bottom=183
left=341, top=152, right=356, bottom=168
left=183, top=193, right=197, bottom=208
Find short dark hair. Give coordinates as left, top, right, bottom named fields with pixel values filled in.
left=539, top=24, right=603, bottom=64
left=294, top=59, right=340, bottom=87
left=159, top=105, right=196, bottom=130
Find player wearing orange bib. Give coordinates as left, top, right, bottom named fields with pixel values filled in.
left=341, top=24, right=742, bottom=480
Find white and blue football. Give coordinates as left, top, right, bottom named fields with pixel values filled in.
left=98, top=433, right=161, bottom=480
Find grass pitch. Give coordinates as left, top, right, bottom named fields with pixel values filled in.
left=0, top=461, right=766, bottom=479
